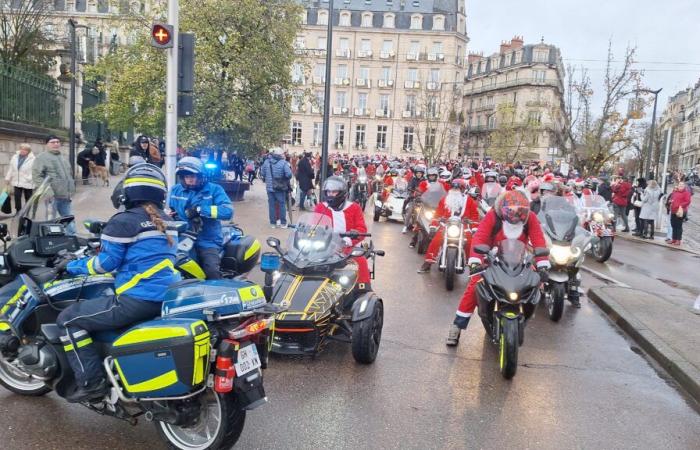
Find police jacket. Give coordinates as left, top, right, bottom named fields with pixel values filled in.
left=66, top=206, right=180, bottom=301
left=169, top=182, right=233, bottom=249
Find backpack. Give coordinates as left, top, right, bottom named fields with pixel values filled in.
left=268, top=159, right=289, bottom=192
left=148, top=144, right=162, bottom=163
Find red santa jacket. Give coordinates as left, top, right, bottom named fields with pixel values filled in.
left=314, top=201, right=367, bottom=246
left=433, top=194, right=480, bottom=226
left=468, top=209, right=549, bottom=268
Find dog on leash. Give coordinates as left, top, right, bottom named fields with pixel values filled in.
left=88, top=161, right=110, bottom=186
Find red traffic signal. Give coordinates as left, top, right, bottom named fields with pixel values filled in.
left=151, top=23, right=174, bottom=49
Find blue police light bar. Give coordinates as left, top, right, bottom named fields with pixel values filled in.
left=204, top=163, right=218, bottom=169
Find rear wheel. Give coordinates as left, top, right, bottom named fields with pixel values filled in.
left=445, top=247, right=457, bottom=291
left=499, top=318, right=519, bottom=379
left=352, top=301, right=383, bottom=364
left=156, top=389, right=246, bottom=450
left=593, top=236, right=613, bottom=262
left=373, top=207, right=381, bottom=222
left=547, top=282, right=566, bottom=322
left=0, top=353, right=51, bottom=396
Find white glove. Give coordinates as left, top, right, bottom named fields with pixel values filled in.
left=343, top=237, right=353, bottom=247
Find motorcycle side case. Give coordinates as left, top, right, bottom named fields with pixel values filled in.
left=109, top=318, right=211, bottom=398
left=161, top=279, right=267, bottom=320
left=221, top=235, right=261, bottom=275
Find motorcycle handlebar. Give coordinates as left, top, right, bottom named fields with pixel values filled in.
left=340, top=231, right=371, bottom=238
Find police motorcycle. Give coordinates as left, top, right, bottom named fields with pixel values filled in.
left=262, top=213, right=385, bottom=363
left=538, top=197, right=592, bottom=321
left=574, top=194, right=615, bottom=263
left=0, top=256, right=277, bottom=449
left=0, top=180, right=90, bottom=288
left=412, top=183, right=445, bottom=254
left=472, top=240, right=549, bottom=379
left=436, top=217, right=476, bottom=291
left=373, top=177, right=409, bottom=223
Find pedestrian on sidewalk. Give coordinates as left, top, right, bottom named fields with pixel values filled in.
left=611, top=175, right=632, bottom=232
left=639, top=180, right=661, bottom=239
left=296, top=151, right=315, bottom=211
left=631, top=177, right=646, bottom=235
left=32, top=135, right=76, bottom=234
left=666, top=182, right=691, bottom=245
left=5, top=143, right=36, bottom=213
left=260, top=147, right=292, bottom=228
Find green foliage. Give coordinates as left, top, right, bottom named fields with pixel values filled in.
left=488, top=103, right=540, bottom=164
left=0, top=0, right=56, bottom=70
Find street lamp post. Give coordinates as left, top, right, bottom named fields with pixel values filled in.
left=633, top=88, right=662, bottom=179
left=319, top=0, right=334, bottom=185
left=68, top=19, right=89, bottom=176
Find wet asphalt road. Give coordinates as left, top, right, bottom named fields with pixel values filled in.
left=1, top=186, right=699, bottom=449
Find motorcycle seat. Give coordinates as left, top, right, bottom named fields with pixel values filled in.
left=27, top=267, right=56, bottom=286
left=93, top=328, right=128, bottom=343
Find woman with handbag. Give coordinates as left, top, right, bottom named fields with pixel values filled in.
left=4, top=143, right=36, bottom=213
left=667, top=182, right=691, bottom=245
left=631, top=177, right=646, bottom=236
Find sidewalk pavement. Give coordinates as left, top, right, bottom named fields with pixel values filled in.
left=587, top=286, right=700, bottom=404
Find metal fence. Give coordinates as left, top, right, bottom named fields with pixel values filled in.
left=0, top=64, right=66, bottom=129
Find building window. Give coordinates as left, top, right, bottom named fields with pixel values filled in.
left=403, top=126, right=414, bottom=151
left=337, top=64, right=348, bottom=79
left=312, top=122, right=323, bottom=146
left=382, top=40, right=393, bottom=54
left=314, top=63, right=326, bottom=80
left=514, top=51, right=522, bottom=64
left=315, top=91, right=324, bottom=110
left=425, top=128, right=436, bottom=149
left=487, top=115, right=496, bottom=129
left=406, top=95, right=416, bottom=114
left=358, top=93, right=368, bottom=110
left=336, top=91, right=347, bottom=108
left=339, top=37, right=349, bottom=51
left=534, top=49, right=549, bottom=62
left=407, top=68, right=418, bottom=82
left=300, top=10, right=308, bottom=24
left=359, top=66, right=370, bottom=80
left=318, top=10, right=328, bottom=26
left=534, top=70, right=546, bottom=82
left=381, top=67, right=391, bottom=81
left=340, top=12, right=351, bottom=26
left=383, top=13, right=395, bottom=28
left=291, top=63, right=304, bottom=84
left=429, top=68, right=440, bottom=83
left=335, top=123, right=345, bottom=147
left=379, top=94, right=390, bottom=113
left=431, top=42, right=443, bottom=56
left=427, top=96, right=438, bottom=118
left=433, top=15, right=445, bottom=31
left=317, top=36, right=327, bottom=50
left=410, top=14, right=422, bottom=30
left=361, top=12, right=372, bottom=27
left=294, top=36, right=305, bottom=49
left=409, top=40, right=420, bottom=57
left=361, top=39, right=371, bottom=53
left=291, top=121, right=302, bottom=145
left=377, top=125, right=388, bottom=149
left=528, top=111, right=542, bottom=125
left=355, top=125, right=366, bottom=148
left=291, top=91, right=304, bottom=113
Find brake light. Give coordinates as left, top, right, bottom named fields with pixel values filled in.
left=229, top=318, right=273, bottom=340
left=214, top=339, right=236, bottom=393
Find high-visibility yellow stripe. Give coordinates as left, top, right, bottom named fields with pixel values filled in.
left=114, top=361, right=178, bottom=394
left=113, top=326, right=188, bottom=347
left=238, top=285, right=265, bottom=303
left=244, top=239, right=261, bottom=260
left=0, top=322, right=10, bottom=331
left=64, top=337, right=93, bottom=352
left=0, top=285, right=27, bottom=315
left=123, top=177, right=165, bottom=187
left=282, top=275, right=303, bottom=304
left=179, top=259, right=206, bottom=280
left=87, top=257, right=97, bottom=275
left=210, top=205, right=218, bottom=219
left=115, top=259, right=175, bottom=295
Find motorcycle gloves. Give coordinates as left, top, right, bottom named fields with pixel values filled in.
left=185, top=206, right=201, bottom=219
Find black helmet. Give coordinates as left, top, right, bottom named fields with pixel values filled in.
left=121, top=163, right=168, bottom=208
left=322, top=176, right=348, bottom=210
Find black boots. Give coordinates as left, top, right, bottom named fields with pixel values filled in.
left=66, top=378, right=108, bottom=403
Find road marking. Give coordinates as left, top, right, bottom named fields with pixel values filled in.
left=580, top=265, right=630, bottom=288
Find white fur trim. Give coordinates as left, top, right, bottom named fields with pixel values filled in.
left=455, top=311, right=472, bottom=318
left=330, top=209, right=346, bottom=233
left=536, top=260, right=551, bottom=269
left=468, top=257, right=482, bottom=265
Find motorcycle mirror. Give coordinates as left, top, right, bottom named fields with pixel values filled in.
left=534, top=247, right=550, bottom=257
left=267, top=237, right=281, bottom=248
left=473, top=244, right=490, bottom=255
left=350, top=247, right=365, bottom=257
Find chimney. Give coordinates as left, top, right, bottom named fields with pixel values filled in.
left=499, top=40, right=511, bottom=54
left=468, top=52, right=483, bottom=64
left=510, top=35, right=524, bottom=50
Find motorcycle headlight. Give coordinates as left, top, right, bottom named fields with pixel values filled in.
left=550, top=244, right=572, bottom=265
left=424, top=211, right=434, bottom=220
left=593, top=212, right=604, bottom=223
left=447, top=224, right=461, bottom=238
left=508, top=292, right=518, bottom=301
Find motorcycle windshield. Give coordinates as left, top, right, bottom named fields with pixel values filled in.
left=482, top=182, right=502, bottom=201
left=285, top=213, right=344, bottom=266
left=579, top=194, right=608, bottom=211
left=498, top=239, right=528, bottom=267
left=392, top=179, right=409, bottom=198
left=538, top=197, right=579, bottom=243
left=420, top=183, right=446, bottom=208
left=11, top=179, right=55, bottom=237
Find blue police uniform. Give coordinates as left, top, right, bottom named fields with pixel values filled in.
left=169, top=181, right=233, bottom=279
left=56, top=206, right=180, bottom=390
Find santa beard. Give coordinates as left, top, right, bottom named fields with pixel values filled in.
left=444, top=190, right=465, bottom=215
left=503, top=221, right=524, bottom=239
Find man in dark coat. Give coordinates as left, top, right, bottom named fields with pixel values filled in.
left=296, top=151, right=315, bottom=211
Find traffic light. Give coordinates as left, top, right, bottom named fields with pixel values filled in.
left=178, top=33, right=195, bottom=92
left=151, top=23, right=174, bottom=49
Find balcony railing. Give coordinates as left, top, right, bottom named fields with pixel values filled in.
left=377, top=79, right=394, bottom=88
left=463, top=78, right=560, bottom=95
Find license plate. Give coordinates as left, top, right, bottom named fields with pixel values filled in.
left=234, top=345, right=261, bottom=377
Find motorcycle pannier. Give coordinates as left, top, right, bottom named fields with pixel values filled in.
left=109, top=318, right=211, bottom=398
left=221, top=236, right=261, bottom=275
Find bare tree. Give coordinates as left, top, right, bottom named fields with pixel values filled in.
left=406, top=82, right=461, bottom=164
left=0, top=0, right=55, bottom=68
left=488, top=102, right=541, bottom=164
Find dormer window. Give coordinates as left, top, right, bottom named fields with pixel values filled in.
left=339, top=11, right=351, bottom=27
left=410, top=14, right=422, bottom=30
left=318, top=10, right=328, bottom=26
left=433, top=15, right=444, bottom=31
left=383, top=13, right=395, bottom=28
left=361, top=12, right=372, bottom=27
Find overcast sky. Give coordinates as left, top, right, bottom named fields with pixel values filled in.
left=467, top=0, right=700, bottom=114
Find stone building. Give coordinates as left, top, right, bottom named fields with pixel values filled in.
left=462, top=37, right=566, bottom=162
left=288, top=0, right=468, bottom=159
left=659, top=80, right=700, bottom=172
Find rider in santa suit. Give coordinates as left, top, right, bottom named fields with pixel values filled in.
left=417, top=178, right=479, bottom=272
left=314, top=176, right=372, bottom=291
left=446, top=190, right=550, bottom=346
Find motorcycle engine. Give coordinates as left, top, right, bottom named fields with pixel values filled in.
left=16, top=343, right=57, bottom=379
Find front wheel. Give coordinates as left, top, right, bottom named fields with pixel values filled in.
left=445, top=247, right=457, bottom=291
left=156, top=389, right=246, bottom=450
left=373, top=208, right=381, bottom=222
left=0, top=354, right=51, bottom=396
left=593, top=236, right=613, bottom=262
left=499, top=318, right=519, bottom=379
left=416, top=231, right=429, bottom=254
left=352, top=301, right=383, bottom=364
left=547, top=282, right=566, bottom=322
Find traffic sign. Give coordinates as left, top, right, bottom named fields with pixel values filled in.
left=151, top=23, right=174, bottom=49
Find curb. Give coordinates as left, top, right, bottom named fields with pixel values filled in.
left=587, top=286, right=700, bottom=404
left=615, top=232, right=700, bottom=256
